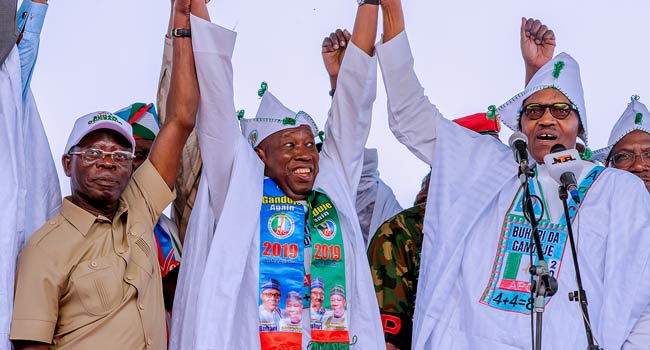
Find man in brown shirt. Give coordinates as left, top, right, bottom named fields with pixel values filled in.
left=9, top=0, right=200, bottom=348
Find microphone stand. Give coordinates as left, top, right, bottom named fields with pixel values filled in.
left=519, top=161, right=558, bottom=350
left=558, top=186, right=602, bottom=350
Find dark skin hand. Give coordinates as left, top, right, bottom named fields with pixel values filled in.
left=255, top=125, right=319, bottom=201
left=61, top=130, right=134, bottom=220
left=322, top=29, right=352, bottom=91
left=521, top=17, right=556, bottom=85
left=322, top=3, right=379, bottom=90
left=149, top=0, right=202, bottom=190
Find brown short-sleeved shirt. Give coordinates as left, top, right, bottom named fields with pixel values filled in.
left=10, top=160, right=175, bottom=350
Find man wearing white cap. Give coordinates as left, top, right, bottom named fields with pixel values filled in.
left=374, top=0, right=650, bottom=348
left=594, top=95, right=650, bottom=192
left=170, top=1, right=384, bottom=349
left=9, top=0, right=199, bottom=348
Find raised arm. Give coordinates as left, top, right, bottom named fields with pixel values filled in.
left=320, top=4, right=379, bottom=195
left=375, top=0, right=440, bottom=166
left=149, top=0, right=199, bottom=189
left=155, top=0, right=204, bottom=241
left=521, top=17, right=556, bottom=86
left=189, top=0, right=242, bottom=221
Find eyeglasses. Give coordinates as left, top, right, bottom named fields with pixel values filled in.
left=609, top=150, right=650, bottom=168
left=68, top=148, right=134, bottom=166
left=262, top=292, right=281, bottom=299
left=520, top=103, right=577, bottom=120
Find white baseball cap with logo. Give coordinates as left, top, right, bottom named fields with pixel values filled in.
left=64, top=111, right=136, bottom=154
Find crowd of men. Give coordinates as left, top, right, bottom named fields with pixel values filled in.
left=1, top=0, right=650, bottom=349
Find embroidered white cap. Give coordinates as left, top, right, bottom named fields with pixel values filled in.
left=497, top=52, right=588, bottom=146
left=64, top=111, right=136, bottom=154
left=593, top=95, right=650, bottom=163
left=239, top=83, right=320, bottom=148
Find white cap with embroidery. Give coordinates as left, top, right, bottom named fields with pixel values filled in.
left=497, top=52, right=588, bottom=146
left=239, top=82, right=320, bottom=148
left=593, top=95, right=650, bottom=162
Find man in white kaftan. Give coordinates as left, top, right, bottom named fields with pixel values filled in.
left=374, top=2, right=650, bottom=349
left=170, top=4, right=384, bottom=350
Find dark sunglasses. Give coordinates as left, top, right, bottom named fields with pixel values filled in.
left=520, top=103, right=577, bottom=120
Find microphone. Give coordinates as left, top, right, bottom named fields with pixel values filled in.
left=508, top=132, right=529, bottom=167
left=543, top=144, right=582, bottom=203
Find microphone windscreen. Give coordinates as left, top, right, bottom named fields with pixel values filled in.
left=550, top=144, right=566, bottom=153
left=508, top=132, right=528, bottom=148
left=543, top=148, right=582, bottom=186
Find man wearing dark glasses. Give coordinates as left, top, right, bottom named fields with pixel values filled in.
left=374, top=0, right=650, bottom=348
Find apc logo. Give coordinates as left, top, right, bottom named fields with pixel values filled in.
left=552, top=154, right=576, bottom=164
left=268, top=213, right=295, bottom=239
left=317, top=220, right=337, bottom=241
left=248, top=130, right=258, bottom=147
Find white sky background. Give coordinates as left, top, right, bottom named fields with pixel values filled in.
left=31, top=0, right=650, bottom=208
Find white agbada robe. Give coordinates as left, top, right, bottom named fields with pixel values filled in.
left=170, top=15, right=384, bottom=350
left=0, top=46, right=61, bottom=350
left=356, top=148, right=402, bottom=246
left=376, top=31, right=650, bottom=349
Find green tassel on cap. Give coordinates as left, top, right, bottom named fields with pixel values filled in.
left=486, top=105, right=496, bottom=120
left=632, top=94, right=641, bottom=102
left=237, top=109, right=245, bottom=120
left=258, top=81, right=268, bottom=97
left=318, top=130, right=325, bottom=142
left=580, top=147, right=593, bottom=161
left=282, top=117, right=296, bottom=126
left=635, top=113, right=643, bottom=125
left=552, top=61, right=565, bottom=79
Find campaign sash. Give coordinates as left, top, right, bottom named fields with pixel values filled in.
left=479, top=166, right=604, bottom=314
left=307, top=190, right=350, bottom=349
left=258, top=178, right=349, bottom=350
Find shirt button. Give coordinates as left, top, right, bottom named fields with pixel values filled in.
left=49, top=221, right=56, bottom=225
left=138, top=303, right=145, bottom=310
left=146, top=339, right=152, bottom=346
left=90, top=261, right=98, bottom=268
left=130, top=231, right=137, bottom=236
left=126, top=275, right=134, bottom=281
left=118, top=249, right=126, bottom=254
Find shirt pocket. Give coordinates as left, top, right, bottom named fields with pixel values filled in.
left=71, top=255, right=124, bottom=316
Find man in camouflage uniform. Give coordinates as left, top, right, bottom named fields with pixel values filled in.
left=367, top=113, right=500, bottom=350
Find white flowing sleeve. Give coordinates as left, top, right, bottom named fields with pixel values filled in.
left=191, top=14, right=240, bottom=221
left=320, top=41, right=377, bottom=197
left=376, top=31, right=442, bottom=166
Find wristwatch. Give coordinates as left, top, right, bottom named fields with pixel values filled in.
left=358, top=0, right=380, bottom=5
left=171, top=28, right=191, bottom=38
